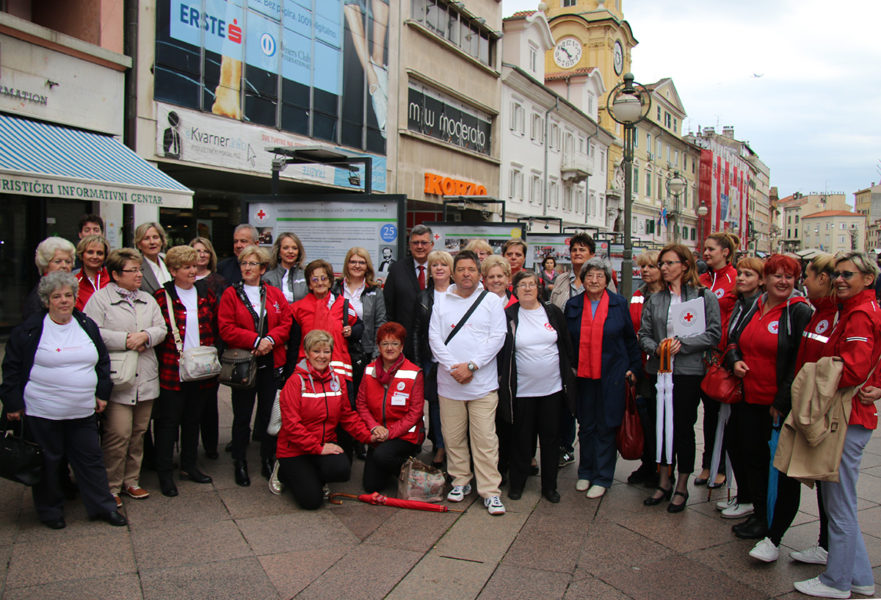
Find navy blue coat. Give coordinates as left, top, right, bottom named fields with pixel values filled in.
left=565, top=290, right=642, bottom=429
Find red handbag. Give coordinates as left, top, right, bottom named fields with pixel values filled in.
left=701, top=348, right=743, bottom=404
left=616, top=381, right=644, bottom=460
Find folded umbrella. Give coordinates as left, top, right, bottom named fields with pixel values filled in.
left=329, top=491, right=463, bottom=512
left=767, top=416, right=781, bottom=527
left=706, top=403, right=734, bottom=501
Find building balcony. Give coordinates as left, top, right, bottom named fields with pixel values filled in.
left=561, top=154, right=592, bottom=183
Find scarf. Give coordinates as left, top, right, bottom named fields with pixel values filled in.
left=577, top=291, right=609, bottom=379
left=112, top=283, right=139, bottom=305
left=374, top=354, right=405, bottom=386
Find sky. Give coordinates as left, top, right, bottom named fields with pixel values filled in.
left=501, top=0, right=881, bottom=202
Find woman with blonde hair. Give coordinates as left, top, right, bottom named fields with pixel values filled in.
left=482, top=255, right=516, bottom=308
left=74, top=235, right=110, bottom=310
left=189, top=236, right=228, bottom=299
left=263, top=232, right=308, bottom=304
left=135, top=222, right=170, bottom=296
left=638, top=243, right=721, bottom=512
left=23, top=237, right=76, bottom=318
left=464, top=239, right=493, bottom=262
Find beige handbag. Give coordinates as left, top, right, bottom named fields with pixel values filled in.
left=165, top=290, right=221, bottom=382
left=108, top=350, right=139, bottom=389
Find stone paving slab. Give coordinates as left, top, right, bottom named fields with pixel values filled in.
left=139, top=557, right=278, bottom=600
left=385, top=554, right=496, bottom=600
left=477, top=564, right=571, bottom=599
left=258, top=547, right=349, bottom=599
left=3, top=573, right=143, bottom=600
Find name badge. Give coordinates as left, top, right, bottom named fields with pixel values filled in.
left=390, top=393, right=408, bottom=406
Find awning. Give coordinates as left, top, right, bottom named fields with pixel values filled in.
left=0, top=114, right=192, bottom=208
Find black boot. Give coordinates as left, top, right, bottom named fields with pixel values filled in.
left=733, top=514, right=768, bottom=539
left=234, top=460, right=250, bottom=487
left=261, top=457, right=273, bottom=480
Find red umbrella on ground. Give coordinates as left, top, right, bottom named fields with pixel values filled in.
left=329, top=491, right=463, bottom=513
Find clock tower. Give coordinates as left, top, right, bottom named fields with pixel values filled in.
left=543, top=0, right=637, bottom=133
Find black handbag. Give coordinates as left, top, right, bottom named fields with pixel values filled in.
left=219, top=285, right=266, bottom=390
left=0, top=418, right=43, bottom=487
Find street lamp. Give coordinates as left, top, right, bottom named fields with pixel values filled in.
left=696, top=204, right=709, bottom=247
left=607, top=73, right=651, bottom=298
left=666, top=170, right=687, bottom=244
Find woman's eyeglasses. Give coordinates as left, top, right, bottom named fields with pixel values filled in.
left=833, top=270, right=857, bottom=280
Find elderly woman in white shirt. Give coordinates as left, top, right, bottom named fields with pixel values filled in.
left=1, top=271, right=126, bottom=529
left=84, top=248, right=167, bottom=507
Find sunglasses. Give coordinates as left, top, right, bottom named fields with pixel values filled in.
left=832, top=270, right=857, bottom=280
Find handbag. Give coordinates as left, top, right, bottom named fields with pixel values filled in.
left=0, top=418, right=43, bottom=487
left=616, top=381, right=644, bottom=460
left=398, top=457, right=445, bottom=502
left=219, top=287, right=266, bottom=389
left=108, top=350, right=139, bottom=389
left=701, top=347, right=743, bottom=404
left=165, top=290, right=222, bottom=382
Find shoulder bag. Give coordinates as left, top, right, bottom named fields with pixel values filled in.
left=219, top=286, right=266, bottom=389
left=616, top=381, right=644, bottom=460
left=445, top=290, right=489, bottom=345
left=108, top=350, right=139, bottom=389
left=700, top=344, right=742, bottom=404
left=0, top=417, right=43, bottom=487
left=165, top=289, right=222, bottom=382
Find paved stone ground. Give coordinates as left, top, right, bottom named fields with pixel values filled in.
left=0, top=385, right=879, bottom=599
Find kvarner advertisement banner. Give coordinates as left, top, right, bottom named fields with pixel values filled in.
left=155, top=0, right=388, bottom=157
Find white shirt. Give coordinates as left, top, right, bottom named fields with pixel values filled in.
left=515, top=306, right=562, bottom=398
left=145, top=256, right=171, bottom=285
left=343, top=279, right=366, bottom=318
left=428, top=285, right=506, bottom=400
left=175, top=285, right=200, bottom=351
left=244, top=284, right=265, bottom=318
left=24, top=315, right=98, bottom=419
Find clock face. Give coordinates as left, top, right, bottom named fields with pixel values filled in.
left=613, top=40, right=624, bottom=75
left=553, top=38, right=582, bottom=69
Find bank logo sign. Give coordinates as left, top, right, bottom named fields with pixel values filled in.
left=407, top=83, right=492, bottom=156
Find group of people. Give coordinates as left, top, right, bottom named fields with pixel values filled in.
left=1, top=217, right=878, bottom=598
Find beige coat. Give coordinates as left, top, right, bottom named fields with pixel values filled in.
left=773, top=356, right=854, bottom=485
left=83, top=284, right=167, bottom=405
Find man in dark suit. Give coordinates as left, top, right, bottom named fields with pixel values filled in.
left=383, top=224, right=434, bottom=359
left=217, top=224, right=258, bottom=285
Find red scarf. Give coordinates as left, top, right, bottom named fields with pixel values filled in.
left=374, top=354, right=405, bottom=386
left=578, top=291, right=609, bottom=379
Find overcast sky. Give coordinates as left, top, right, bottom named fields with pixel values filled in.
left=502, top=0, right=881, bottom=202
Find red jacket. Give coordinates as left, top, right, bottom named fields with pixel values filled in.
left=355, top=357, right=425, bottom=445
left=701, top=264, right=737, bottom=341
left=823, top=289, right=881, bottom=429
left=154, top=281, right=218, bottom=391
left=75, top=268, right=110, bottom=311
left=218, top=283, right=292, bottom=369
left=276, top=360, right=372, bottom=458
left=795, top=296, right=838, bottom=373
left=291, top=292, right=358, bottom=380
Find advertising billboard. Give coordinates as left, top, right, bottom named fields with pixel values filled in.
left=155, top=0, right=387, bottom=156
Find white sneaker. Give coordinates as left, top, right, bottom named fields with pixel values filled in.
left=575, top=479, right=590, bottom=492
left=852, top=584, right=875, bottom=596
left=793, top=576, right=850, bottom=599
left=721, top=502, right=754, bottom=519
left=586, top=485, right=606, bottom=499
left=790, top=545, right=828, bottom=565
left=268, top=461, right=283, bottom=496
left=484, top=495, right=506, bottom=515
left=748, top=537, right=779, bottom=562
left=447, top=483, right=472, bottom=502
left=716, top=496, right=738, bottom=511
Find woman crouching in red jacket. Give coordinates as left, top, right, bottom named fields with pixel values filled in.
left=277, top=329, right=376, bottom=509
left=356, top=322, right=425, bottom=493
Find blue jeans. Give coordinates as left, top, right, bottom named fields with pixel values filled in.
left=575, top=379, right=617, bottom=487
left=819, top=425, right=874, bottom=592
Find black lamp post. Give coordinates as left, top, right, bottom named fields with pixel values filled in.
left=607, top=73, right=651, bottom=297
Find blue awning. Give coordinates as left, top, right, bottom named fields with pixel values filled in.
left=0, top=114, right=192, bottom=208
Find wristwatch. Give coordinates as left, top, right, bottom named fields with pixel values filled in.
left=467, top=361, right=477, bottom=372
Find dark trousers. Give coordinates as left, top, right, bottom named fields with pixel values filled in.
left=659, top=375, right=702, bottom=475
left=231, top=366, right=277, bottom=462
left=363, top=439, right=421, bottom=493
left=559, top=406, right=576, bottom=454
left=510, top=392, right=561, bottom=494
left=726, top=402, right=772, bottom=517
left=422, top=362, right=444, bottom=450
left=496, top=416, right=512, bottom=480
left=155, top=382, right=209, bottom=475
left=278, top=453, right=351, bottom=510
left=576, top=379, right=618, bottom=486
left=768, top=470, right=803, bottom=544
left=700, top=391, right=727, bottom=473
left=637, top=374, right=657, bottom=471
left=26, top=414, right=116, bottom=521
left=199, top=382, right=220, bottom=454
left=817, top=482, right=829, bottom=549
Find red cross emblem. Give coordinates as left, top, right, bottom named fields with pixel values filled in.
left=256, top=209, right=266, bottom=219
left=683, top=312, right=694, bottom=323
left=435, top=234, right=441, bottom=240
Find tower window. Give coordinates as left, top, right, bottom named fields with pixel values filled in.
left=563, top=0, right=577, bottom=6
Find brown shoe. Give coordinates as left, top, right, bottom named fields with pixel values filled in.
left=112, top=493, right=123, bottom=509
left=123, top=485, right=150, bottom=500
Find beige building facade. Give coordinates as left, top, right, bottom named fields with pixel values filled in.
left=801, top=210, right=864, bottom=255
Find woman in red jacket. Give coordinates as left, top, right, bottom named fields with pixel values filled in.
left=277, top=329, right=375, bottom=509
left=356, top=322, right=425, bottom=493
left=726, top=255, right=812, bottom=540
left=794, top=252, right=881, bottom=599
left=74, top=235, right=110, bottom=310
left=696, top=231, right=740, bottom=487
left=218, top=245, right=292, bottom=487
